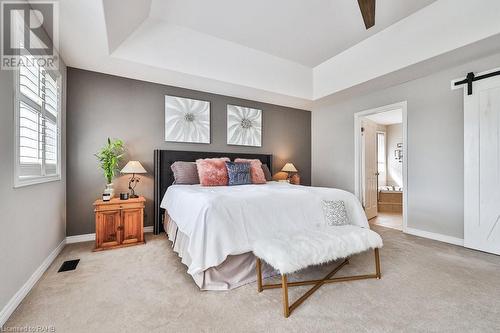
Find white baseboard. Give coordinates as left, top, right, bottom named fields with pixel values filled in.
left=65, top=226, right=154, bottom=244
left=0, top=239, right=66, bottom=327
left=405, top=227, right=464, bottom=246
left=65, top=233, right=95, bottom=244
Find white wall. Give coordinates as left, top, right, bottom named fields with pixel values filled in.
left=312, top=51, right=500, bottom=239
left=0, top=65, right=66, bottom=323
left=386, top=123, right=403, bottom=187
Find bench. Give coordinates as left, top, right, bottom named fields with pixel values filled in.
left=252, top=225, right=383, bottom=317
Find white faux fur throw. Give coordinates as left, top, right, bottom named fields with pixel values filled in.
left=252, top=225, right=383, bottom=274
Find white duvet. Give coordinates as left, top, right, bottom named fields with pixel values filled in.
left=161, top=182, right=369, bottom=275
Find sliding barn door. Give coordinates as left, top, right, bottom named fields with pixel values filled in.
left=464, top=73, right=500, bottom=254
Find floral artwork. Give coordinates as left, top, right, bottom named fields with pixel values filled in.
left=165, top=96, right=210, bottom=143
left=227, top=105, right=262, bottom=147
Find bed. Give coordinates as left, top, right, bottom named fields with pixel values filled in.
left=154, top=150, right=370, bottom=290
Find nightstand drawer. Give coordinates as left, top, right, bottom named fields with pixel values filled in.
left=94, top=202, right=144, bottom=212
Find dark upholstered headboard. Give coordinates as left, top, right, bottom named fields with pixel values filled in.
left=153, top=150, right=273, bottom=234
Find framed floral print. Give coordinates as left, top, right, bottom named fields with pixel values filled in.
left=227, top=104, right=262, bottom=147
left=165, top=95, right=210, bottom=143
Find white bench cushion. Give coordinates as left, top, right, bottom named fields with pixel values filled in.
left=252, top=225, right=383, bottom=274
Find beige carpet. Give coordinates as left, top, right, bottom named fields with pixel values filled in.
left=4, top=226, right=500, bottom=333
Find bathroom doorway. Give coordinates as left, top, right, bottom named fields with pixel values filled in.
left=354, top=102, right=407, bottom=231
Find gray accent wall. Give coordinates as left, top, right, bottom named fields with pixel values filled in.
left=67, top=68, right=311, bottom=236
left=312, top=52, right=500, bottom=240
left=0, top=66, right=66, bottom=316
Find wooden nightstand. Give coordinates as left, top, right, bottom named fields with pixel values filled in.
left=93, top=196, right=145, bottom=251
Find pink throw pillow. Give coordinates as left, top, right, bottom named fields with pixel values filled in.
left=234, top=158, right=267, bottom=184
left=196, top=158, right=230, bottom=186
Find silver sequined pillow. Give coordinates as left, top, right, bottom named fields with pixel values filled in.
left=322, top=200, right=349, bottom=226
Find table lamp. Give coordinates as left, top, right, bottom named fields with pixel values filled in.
left=121, top=161, right=147, bottom=198
left=281, top=163, right=298, bottom=182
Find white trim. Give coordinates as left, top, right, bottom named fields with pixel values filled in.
left=354, top=101, right=408, bottom=232
left=65, top=226, right=155, bottom=244
left=65, top=233, right=95, bottom=244
left=13, top=175, right=62, bottom=188
left=0, top=239, right=65, bottom=327
left=405, top=227, right=464, bottom=247
left=402, top=107, right=408, bottom=233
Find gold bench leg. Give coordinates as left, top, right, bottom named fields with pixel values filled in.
left=375, top=248, right=381, bottom=279
left=282, top=274, right=289, bottom=318
left=256, top=248, right=382, bottom=318
left=256, top=258, right=263, bottom=292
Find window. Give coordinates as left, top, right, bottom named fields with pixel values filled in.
left=376, top=132, right=386, bottom=186
left=14, top=53, right=61, bottom=187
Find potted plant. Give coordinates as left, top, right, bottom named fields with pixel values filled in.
left=95, top=138, right=124, bottom=199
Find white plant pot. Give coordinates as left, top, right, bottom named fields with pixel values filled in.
left=104, top=183, right=114, bottom=199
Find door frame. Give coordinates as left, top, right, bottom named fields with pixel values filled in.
left=360, top=118, right=379, bottom=219
left=354, top=101, right=408, bottom=232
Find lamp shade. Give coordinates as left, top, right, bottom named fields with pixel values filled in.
left=121, top=161, right=147, bottom=174
left=281, top=163, right=298, bottom=173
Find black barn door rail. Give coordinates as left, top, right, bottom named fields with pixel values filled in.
left=454, top=70, right=500, bottom=95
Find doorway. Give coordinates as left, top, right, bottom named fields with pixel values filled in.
left=354, top=102, right=408, bottom=232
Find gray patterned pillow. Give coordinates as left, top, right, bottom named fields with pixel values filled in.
left=322, top=200, right=349, bottom=226
left=225, top=162, right=251, bottom=185
left=171, top=161, right=200, bottom=185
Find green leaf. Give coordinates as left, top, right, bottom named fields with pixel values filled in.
left=95, top=138, right=125, bottom=183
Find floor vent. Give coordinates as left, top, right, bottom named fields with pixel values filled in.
left=58, top=259, right=80, bottom=272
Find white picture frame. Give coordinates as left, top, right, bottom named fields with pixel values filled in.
left=227, top=104, right=262, bottom=147
left=165, top=95, right=210, bottom=144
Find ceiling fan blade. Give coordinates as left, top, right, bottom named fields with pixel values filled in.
left=357, top=0, right=376, bottom=29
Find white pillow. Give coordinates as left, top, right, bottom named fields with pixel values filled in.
left=322, top=200, right=349, bottom=226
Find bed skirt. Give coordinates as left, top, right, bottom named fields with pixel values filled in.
left=164, top=215, right=276, bottom=291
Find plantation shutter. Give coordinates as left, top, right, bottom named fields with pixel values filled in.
left=16, top=53, right=61, bottom=184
